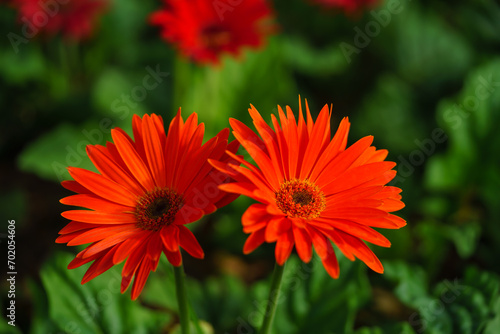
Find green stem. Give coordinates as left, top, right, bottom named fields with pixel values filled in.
left=172, top=55, right=191, bottom=115
left=189, top=303, right=204, bottom=334
left=173, top=264, right=190, bottom=334
left=58, top=39, right=70, bottom=79
left=258, top=262, right=286, bottom=334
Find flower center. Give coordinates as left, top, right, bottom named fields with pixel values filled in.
left=202, top=24, right=231, bottom=50
left=135, top=188, right=184, bottom=231
left=275, top=179, right=326, bottom=220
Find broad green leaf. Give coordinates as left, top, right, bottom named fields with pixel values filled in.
left=191, top=275, right=250, bottom=333
left=353, top=74, right=426, bottom=155
left=355, top=323, right=416, bottom=334
left=483, top=296, right=500, bottom=334
left=384, top=263, right=500, bottom=334
left=40, top=252, right=169, bottom=334
left=17, top=121, right=118, bottom=182
left=281, top=36, right=348, bottom=76
left=424, top=153, right=467, bottom=192
left=455, top=0, right=500, bottom=46
left=29, top=278, right=61, bottom=334
left=384, top=261, right=430, bottom=307
left=0, top=305, right=22, bottom=334
left=245, top=254, right=371, bottom=334
left=142, top=257, right=245, bottom=334
left=92, top=68, right=148, bottom=118
left=0, top=45, right=45, bottom=84
left=394, top=5, right=472, bottom=87
left=443, top=223, right=481, bottom=259
left=427, top=59, right=500, bottom=193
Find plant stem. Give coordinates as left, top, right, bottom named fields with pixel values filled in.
left=189, top=303, right=204, bottom=334
left=173, top=264, right=190, bottom=334
left=173, top=55, right=190, bottom=114
left=258, top=262, right=286, bottom=334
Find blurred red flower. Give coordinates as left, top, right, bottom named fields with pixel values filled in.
left=311, top=0, right=379, bottom=12
left=57, top=112, right=239, bottom=299
left=211, top=99, right=406, bottom=277
left=150, top=0, right=275, bottom=64
left=13, top=0, right=108, bottom=40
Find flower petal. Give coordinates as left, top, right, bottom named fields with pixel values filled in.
left=178, top=225, right=204, bottom=259
left=60, top=194, right=133, bottom=212
left=243, top=228, right=266, bottom=254
left=142, top=114, right=167, bottom=188
left=87, top=145, right=145, bottom=196
left=292, top=224, right=313, bottom=263
left=68, top=167, right=138, bottom=207
left=61, top=210, right=136, bottom=224
left=111, top=128, right=155, bottom=191
left=322, top=243, right=339, bottom=279
left=160, top=224, right=179, bottom=252
left=131, top=258, right=153, bottom=300
left=275, top=230, right=294, bottom=265
left=265, top=217, right=292, bottom=243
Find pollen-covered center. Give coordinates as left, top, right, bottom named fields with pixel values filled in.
left=275, top=179, right=326, bottom=220
left=135, top=188, right=184, bottom=231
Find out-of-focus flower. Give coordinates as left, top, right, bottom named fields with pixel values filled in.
left=57, top=112, right=239, bottom=299
left=211, top=98, right=406, bottom=277
left=13, top=0, right=108, bottom=40
left=149, top=0, right=275, bottom=64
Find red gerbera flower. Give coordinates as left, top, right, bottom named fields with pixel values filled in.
left=311, top=0, right=379, bottom=13
left=149, top=0, right=275, bottom=64
left=210, top=99, right=406, bottom=278
left=13, top=0, right=108, bottom=40
left=57, top=112, right=239, bottom=300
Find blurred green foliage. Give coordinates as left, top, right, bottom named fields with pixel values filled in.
left=37, top=252, right=169, bottom=334
left=1, top=0, right=500, bottom=333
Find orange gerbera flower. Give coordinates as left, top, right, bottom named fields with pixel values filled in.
left=57, top=112, right=239, bottom=299
left=210, top=99, right=405, bottom=277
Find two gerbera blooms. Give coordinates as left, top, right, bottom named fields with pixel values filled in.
left=57, top=99, right=405, bottom=328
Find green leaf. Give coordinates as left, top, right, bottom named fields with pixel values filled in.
left=140, top=259, right=178, bottom=312
left=355, top=322, right=416, bottom=334
left=191, top=275, right=250, bottom=333
left=92, top=68, right=144, bottom=117
left=29, top=278, right=60, bottom=334
left=245, top=254, right=371, bottom=334
left=281, top=36, right=348, bottom=76
left=483, top=296, right=500, bottom=334
left=424, top=153, right=466, bottom=192
left=353, top=74, right=426, bottom=155
left=17, top=122, right=111, bottom=182
left=454, top=0, right=500, bottom=46
left=40, top=252, right=169, bottom=334
left=0, top=45, right=46, bottom=84
left=427, top=59, right=500, bottom=193
left=394, top=5, right=472, bottom=87
left=142, top=258, right=247, bottom=334
left=0, top=307, right=22, bottom=334
left=0, top=322, right=22, bottom=334
left=443, top=223, right=481, bottom=258
left=383, top=263, right=500, bottom=334
left=384, top=261, right=430, bottom=307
